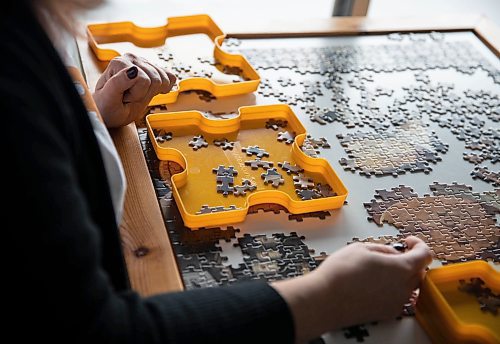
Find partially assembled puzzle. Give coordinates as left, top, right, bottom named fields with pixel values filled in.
left=86, top=15, right=500, bottom=342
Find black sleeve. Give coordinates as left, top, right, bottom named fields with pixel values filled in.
left=1, top=2, right=294, bottom=343
left=2, top=81, right=293, bottom=343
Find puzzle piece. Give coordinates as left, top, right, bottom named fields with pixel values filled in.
left=478, top=295, right=500, bottom=315
left=233, top=179, right=257, bottom=196
left=213, top=138, right=235, bottom=150
left=278, top=161, right=304, bottom=175
left=301, top=143, right=320, bottom=158
left=216, top=176, right=235, bottom=196
left=458, top=278, right=490, bottom=297
left=296, top=189, right=322, bottom=200
left=245, top=158, right=274, bottom=170
left=242, top=145, right=270, bottom=158
left=196, top=204, right=238, bottom=214
left=304, top=135, right=331, bottom=149
left=153, top=129, right=173, bottom=143
left=458, top=278, right=500, bottom=315
left=189, top=135, right=209, bottom=150
left=471, top=166, right=500, bottom=186
left=261, top=168, right=285, bottom=188
left=343, top=325, right=370, bottom=342
left=265, top=118, right=288, bottom=131
left=315, top=183, right=337, bottom=198
left=293, top=174, right=315, bottom=189
left=288, top=211, right=331, bottom=222
left=277, top=131, right=296, bottom=144
left=212, top=165, right=238, bottom=177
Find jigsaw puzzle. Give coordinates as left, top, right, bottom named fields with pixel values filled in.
left=337, top=120, right=448, bottom=177
left=125, top=29, right=500, bottom=343
left=230, top=33, right=499, bottom=176
left=362, top=183, right=500, bottom=264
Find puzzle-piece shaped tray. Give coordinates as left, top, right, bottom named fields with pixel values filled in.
left=146, top=104, right=348, bottom=228
left=87, top=14, right=260, bottom=105
left=417, top=261, right=500, bottom=344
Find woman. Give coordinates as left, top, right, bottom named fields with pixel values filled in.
left=1, top=1, right=432, bottom=343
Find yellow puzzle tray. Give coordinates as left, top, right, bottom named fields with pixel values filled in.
left=146, top=104, right=348, bottom=228
left=87, top=14, right=260, bottom=105
left=416, top=261, right=500, bottom=344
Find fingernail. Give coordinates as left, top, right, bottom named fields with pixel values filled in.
left=127, top=66, right=138, bottom=79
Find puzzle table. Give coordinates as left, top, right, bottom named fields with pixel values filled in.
left=78, top=15, right=499, bottom=343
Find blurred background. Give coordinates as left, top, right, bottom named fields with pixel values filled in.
left=81, top=0, right=500, bottom=26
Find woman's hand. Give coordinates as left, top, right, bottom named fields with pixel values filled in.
left=93, top=53, right=176, bottom=128
left=272, top=236, right=432, bottom=343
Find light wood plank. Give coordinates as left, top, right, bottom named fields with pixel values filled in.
left=110, top=124, right=184, bottom=295
left=78, top=38, right=183, bottom=295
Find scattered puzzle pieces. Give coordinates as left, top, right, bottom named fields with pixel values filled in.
left=458, top=278, right=499, bottom=315
left=471, top=166, right=500, bottom=186
left=213, top=165, right=238, bottom=196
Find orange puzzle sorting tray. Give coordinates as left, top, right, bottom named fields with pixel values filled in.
left=416, top=261, right=500, bottom=344
left=87, top=14, right=260, bottom=105
left=146, top=104, right=348, bottom=228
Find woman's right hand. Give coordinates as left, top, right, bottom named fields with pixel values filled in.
left=93, top=53, right=176, bottom=128
left=272, top=236, right=432, bottom=343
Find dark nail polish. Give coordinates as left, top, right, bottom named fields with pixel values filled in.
left=127, top=66, right=138, bottom=79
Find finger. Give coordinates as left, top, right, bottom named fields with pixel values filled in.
left=132, top=59, right=163, bottom=100
left=364, top=243, right=400, bottom=255
left=96, top=56, right=134, bottom=91
left=122, top=68, right=151, bottom=103
left=409, top=268, right=427, bottom=290
left=101, top=66, right=141, bottom=99
left=405, top=236, right=426, bottom=250
left=166, top=71, right=177, bottom=88
left=145, top=61, right=174, bottom=94
left=401, top=237, right=433, bottom=270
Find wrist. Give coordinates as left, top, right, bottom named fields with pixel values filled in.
left=272, top=271, right=337, bottom=343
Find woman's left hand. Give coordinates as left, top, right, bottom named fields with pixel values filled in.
left=93, top=53, right=176, bottom=128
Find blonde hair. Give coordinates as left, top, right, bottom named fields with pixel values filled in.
left=34, top=0, right=104, bottom=35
